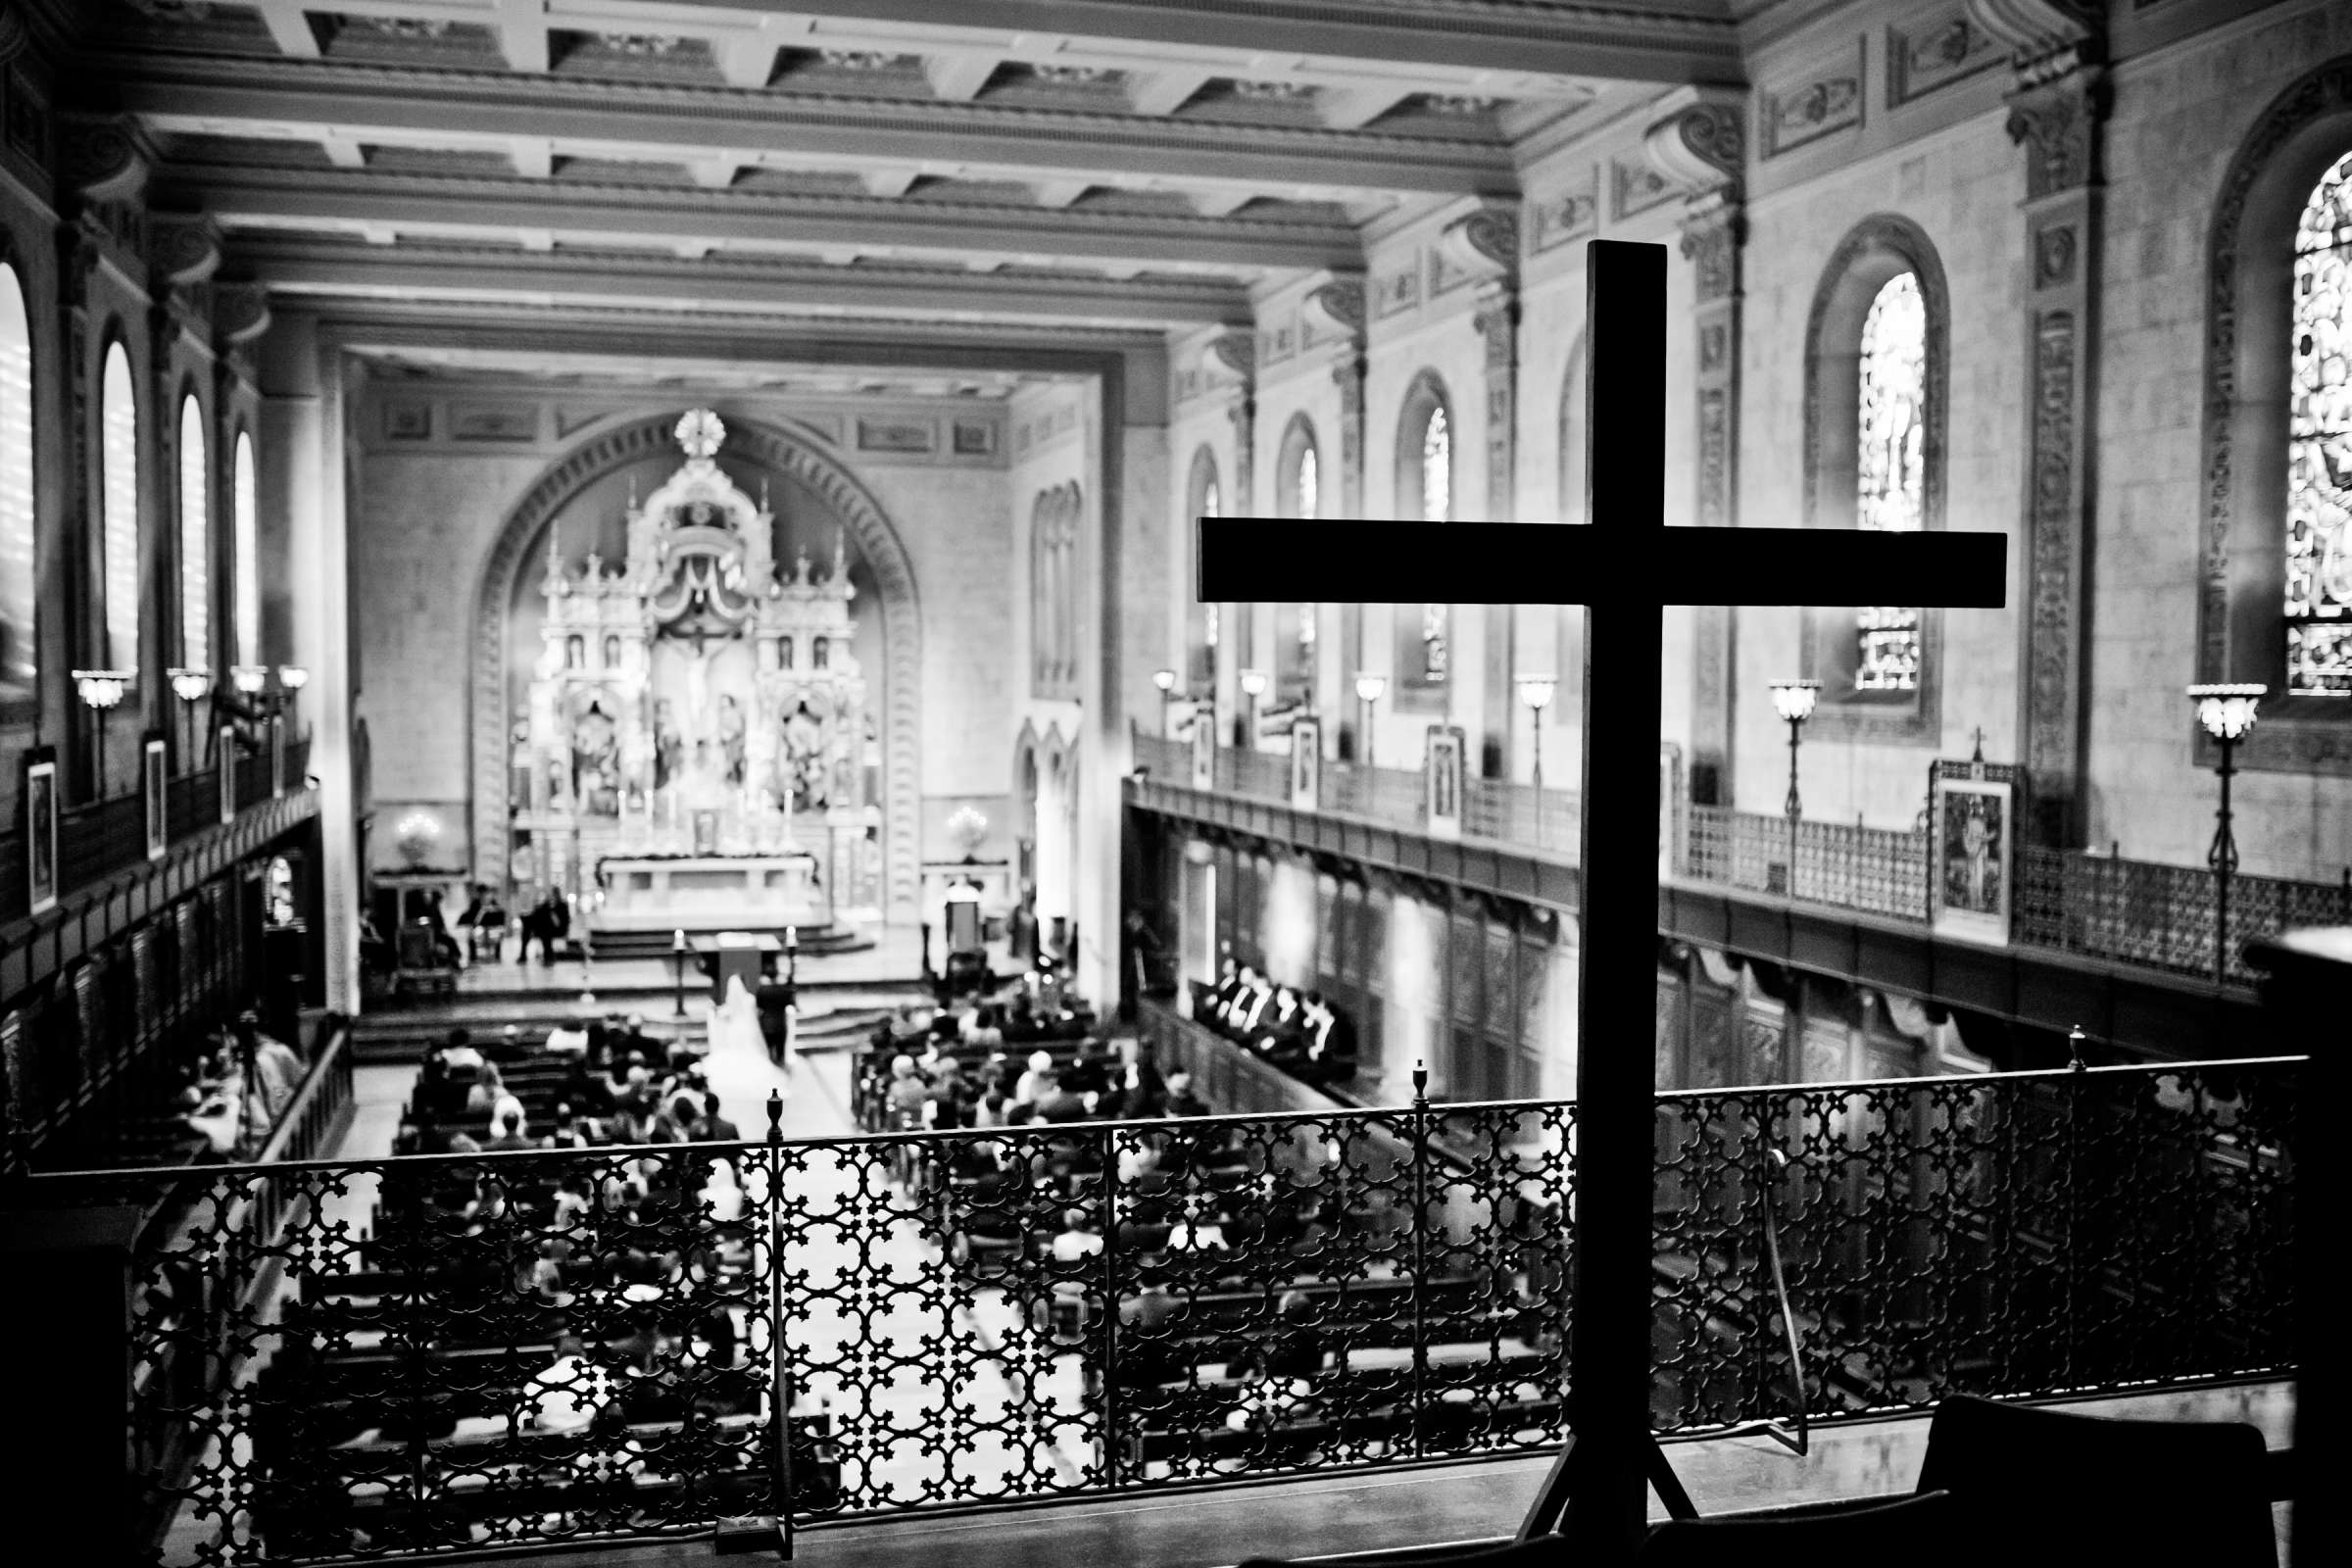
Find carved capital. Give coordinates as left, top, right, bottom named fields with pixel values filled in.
left=1204, top=326, right=1255, bottom=384
left=1301, top=277, right=1366, bottom=342
left=213, top=282, right=270, bottom=346
left=1678, top=195, right=1744, bottom=305
left=59, top=113, right=153, bottom=204
left=1644, top=96, right=1745, bottom=200
left=1967, top=0, right=2104, bottom=85
left=2005, top=67, right=2106, bottom=199
left=149, top=213, right=222, bottom=286
left=1437, top=205, right=1519, bottom=288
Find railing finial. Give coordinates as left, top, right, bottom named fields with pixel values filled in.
left=766, top=1088, right=784, bottom=1145
left=1411, top=1059, right=1429, bottom=1106
left=2067, top=1025, right=2087, bottom=1071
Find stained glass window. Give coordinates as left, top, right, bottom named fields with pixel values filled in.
left=2288, top=148, right=2352, bottom=696
left=178, top=395, right=209, bottom=669
left=0, top=264, right=32, bottom=693
left=1421, top=403, right=1450, bottom=681
left=100, top=342, right=139, bottom=675
left=1853, top=272, right=1925, bottom=692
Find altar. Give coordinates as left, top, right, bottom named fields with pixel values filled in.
left=596, top=853, right=823, bottom=932
left=510, top=408, right=885, bottom=929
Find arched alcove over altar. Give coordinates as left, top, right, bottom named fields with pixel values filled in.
left=470, top=410, right=921, bottom=922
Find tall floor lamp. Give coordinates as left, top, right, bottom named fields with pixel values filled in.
left=2188, top=683, right=2265, bottom=983
left=1352, top=671, right=1387, bottom=770
left=1517, top=674, right=1557, bottom=848
left=73, top=670, right=132, bottom=788
left=1239, top=668, right=1268, bottom=749
left=168, top=667, right=212, bottom=768
left=1768, top=679, right=1821, bottom=891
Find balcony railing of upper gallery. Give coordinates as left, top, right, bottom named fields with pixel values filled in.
left=22, top=1052, right=2300, bottom=1564
left=1129, top=732, right=2352, bottom=988
left=0, top=734, right=312, bottom=931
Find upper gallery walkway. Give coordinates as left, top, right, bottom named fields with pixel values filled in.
left=1127, top=734, right=2351, bottom=1053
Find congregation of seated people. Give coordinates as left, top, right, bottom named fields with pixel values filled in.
left=398, top=1015, right=741, bottom=1157
left=1194, top=960, right=1357, bottom=1090
left=254, top=1014, right=828, bottom=1552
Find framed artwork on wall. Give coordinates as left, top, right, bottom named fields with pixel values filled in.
left=692, top=808, right=720, bottom=856
left=1289, top=717, right=1321, bottom=811
left=1424, top=725, right=1465, bottom=840
left=144, top=737, right=168, bottom=861
left=219, top=725, right=238, bottom=824
left=24, top=751, right=57, bottom=915
left=1930, top=755, right=2027, bottom=946
left=1190, top=703, right=1215, bottom=790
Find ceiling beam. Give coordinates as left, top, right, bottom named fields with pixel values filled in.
left=675, top=0, right=1741, bottom=86
left=1318, top=86, right=1415, bottom=131
left=254, top=1, right=322, bottom=58
left=241, top=238, right=1250, bottom=327
left=923, top=53, right=1000, bottom=101
left=120, top=65, right=1516, bottom=198
left=172, top=162, right=1363, bottom=272
left=1126, top=70, right=1211, bottom=117
left=493, top=0, right=551, bottom=74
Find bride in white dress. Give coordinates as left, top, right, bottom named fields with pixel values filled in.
left=704, top=974, right=779, bottom=1081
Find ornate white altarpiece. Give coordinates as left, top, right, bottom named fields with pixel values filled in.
left=512, top=410, right=882, bottom=932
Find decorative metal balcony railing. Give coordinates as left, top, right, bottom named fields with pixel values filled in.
left=1135, top=734, right=2349, bottom=989
left=27, top=1055, right=2297, bottom=1564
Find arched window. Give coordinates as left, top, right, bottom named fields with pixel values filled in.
left=1031, top=482, right=1081, bottom=700
left=99, top=341, right=139, bottom=675
left=2288, top=148, right=2352, bottom=696
left=0, top=262, right=33, bottom=695
left=2200, top=62, right=2352, bottom=768
left=1276, top=416, right=1321, bottom=700
left=1801, top=217, right=1947, bottom=739
left=177, top=394, right=209, bottom=670
left=1853, top=273, right=1926, bottom=691
left=1393, top=375, right=1453, bottom=704
left=1185, top=446, right=1221, bottom=689
left=233, top=430, right=259, bottom=665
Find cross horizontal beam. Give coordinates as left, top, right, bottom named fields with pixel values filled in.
left=1198, top=519, right=2008, bottom=610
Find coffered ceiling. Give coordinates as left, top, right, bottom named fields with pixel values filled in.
left=64, top=1, right=1747, bottom=380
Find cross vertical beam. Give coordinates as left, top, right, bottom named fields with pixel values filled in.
left=1566, top=238, right=1668, bottom=1555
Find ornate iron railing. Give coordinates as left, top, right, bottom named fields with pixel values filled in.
left=21, top=1055, right=2297, bottom=1564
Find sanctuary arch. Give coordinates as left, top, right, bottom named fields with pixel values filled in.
left=469, top=410, right=922, bottom=921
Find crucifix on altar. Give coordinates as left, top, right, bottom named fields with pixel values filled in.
left=1198, top=239, right=2007, bottom=1558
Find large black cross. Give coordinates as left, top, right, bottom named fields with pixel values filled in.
left=1198, top=239, right=2006, bottom=1557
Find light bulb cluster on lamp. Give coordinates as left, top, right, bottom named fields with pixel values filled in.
left=168, top=667, right=213, bottom=704
left=1516, top=674, right=1557, bottom=712
left=1239, top=668, right=1268, bottom=700
left=71, top=669, right=132, bottom=710
left=1768, top=678, right=1823, bottom=724
left=1352, top=671, right=1387, bottom=706
left=2186, top=683, right=2265, bottom=741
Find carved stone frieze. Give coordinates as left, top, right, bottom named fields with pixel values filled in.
left=1228, top=394, right=1256, bottom=514
left=1612, top=158, right=1678, bottom=220
left=1763, top=73, right=1860, bottom=158
left=2033, top=221, right=2078, bottom=288
left=2024, top=310, right=2079, bottom=790
left=1331, top=354, right=1365, bottom=520
left=1529, top=176, right=1598, bottom=254
left=1890, top=6, right=2004, bottom=106
left=2005, top=68, right=2106, bottom=199
left=1474, top=285, right=1518, bottom=518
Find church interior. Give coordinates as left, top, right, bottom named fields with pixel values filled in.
left=0, top=0, right=2342, bottom=1563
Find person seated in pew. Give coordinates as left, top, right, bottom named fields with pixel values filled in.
left=541, top=1102, right=592, bottom=1150
left=1012, top=1049, right=1056, bottom=1106
left=1032, top=1074, right=1090, bottom=1124
left=695, top=1090, right=742, bottom=1144
left=1060, top=1038, right=1114, bottom=1097
left=466, top=1059, right=510, bottom=1116
left=528, top=1334, right=608, bottom=1435
left=1205, top=956, right=1243, bottom=1020
left=483, top=1100, right=533, bottom=1152
left=1225, top=1290, right=1328, bottom=1432
left=1162, top=1070, right=1210, bottom=1120
left=1291, top=992, right=1358, bottom=1086
left=926, top=1058, right=971, bottom=1129
left=884, top=1055, right=930, bottom=1127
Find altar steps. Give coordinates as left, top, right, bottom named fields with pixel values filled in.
left=585, top=922, right=874, bottom=962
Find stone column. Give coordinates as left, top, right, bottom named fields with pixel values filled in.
left=1973, top=0, right=2107, bottom=846
left=1442, top=206, right=1520, bottom=778
left=1647, top=95, right=1746, bottom=808
left=1208, top=329, right=1254, bottom=743
left=1306, top=278, right=1366, bottom=725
